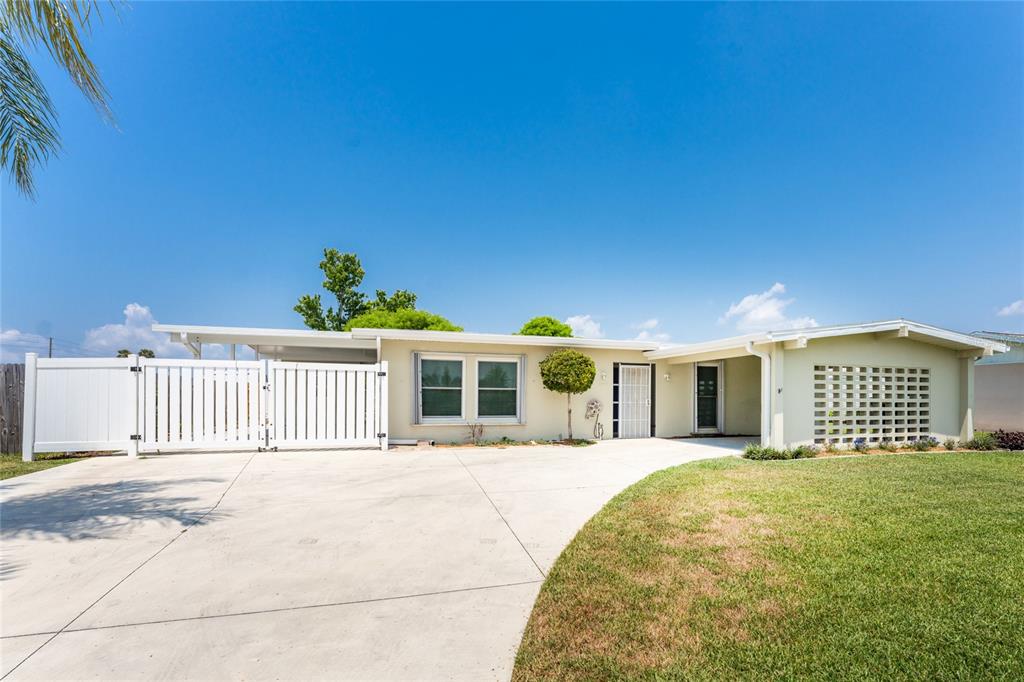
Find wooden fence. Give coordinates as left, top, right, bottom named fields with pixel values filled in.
left=1, top=364, right=25, bottom=454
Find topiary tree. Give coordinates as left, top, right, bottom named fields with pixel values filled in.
left=519, top=316, right=572, bottom=338
left=539, top=348, right=596, bottom=440
left=343, top=308, right=463, bottom=332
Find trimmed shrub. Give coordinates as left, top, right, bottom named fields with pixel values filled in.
left=943, top=438, right=960, bottom=451
left=539, top=348, right=597, bottom=440
left=994, top=430, right=1024, bottom=451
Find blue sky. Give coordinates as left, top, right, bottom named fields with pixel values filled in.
left=2, top=2, right=1022, bottom=358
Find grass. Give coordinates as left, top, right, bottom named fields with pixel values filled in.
left=513, top=451, right=1024, bottom=681
left=0, top=451, right=99, bottom=480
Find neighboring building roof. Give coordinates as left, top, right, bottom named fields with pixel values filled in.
left=155, top=318, right=1008, bottom=360
left=972, top=331, right=1024, bottom=345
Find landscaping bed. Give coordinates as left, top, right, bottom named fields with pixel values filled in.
left=513, top=451, right=1024, bottom=680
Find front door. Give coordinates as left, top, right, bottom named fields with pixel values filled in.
left=619, top=364, right=651, bottom=439
left=695, top=363, right=721, bottom=433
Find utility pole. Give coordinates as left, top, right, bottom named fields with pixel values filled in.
left=48, top=337, right=53, bottom=358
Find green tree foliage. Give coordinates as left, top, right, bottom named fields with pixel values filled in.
left=294, top=250, right=422, bottom=331
left=538, top=348, right=596, bottom=440
left=1, top=0, right=116, bottom=197
left=344, top=308, right=462, bottom=332
left=519, top=316, right=572, bottom=337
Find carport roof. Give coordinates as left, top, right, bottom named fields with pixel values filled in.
left=153, top=324, right=663, bottom=352
left=644, top=319, right=1009, bottom=361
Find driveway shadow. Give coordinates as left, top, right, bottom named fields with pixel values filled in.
left=1, top=478, right=229, bottom=542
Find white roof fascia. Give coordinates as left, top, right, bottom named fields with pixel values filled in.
left=644, top=319, right=1007, bottom=361
left=152, top=324, right=378, bottom=349
left=348, top=327, right=661, bottom=351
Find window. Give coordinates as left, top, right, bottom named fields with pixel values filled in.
left=419, top=357, right=464, bottom=420
left=477, top=359, right=519, bottom=419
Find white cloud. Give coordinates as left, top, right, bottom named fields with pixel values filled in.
left=719, top=282, right=818, bottom=332
left=997, top=299, right=1024, bottom=317
left=82, top=303, right=191, bottom=358
left=565, top=314, right=604, bottom=339
left=0, top=330, right=51, bottom=363
left=632, top=318, right=670, bottom=342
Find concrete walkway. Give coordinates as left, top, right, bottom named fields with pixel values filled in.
left=0, top=437, right=746, bottom=681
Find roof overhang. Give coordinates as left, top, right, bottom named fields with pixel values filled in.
left=154, top=324, right=662, bottom=353
left=645, top=319, right=1009, bottom=363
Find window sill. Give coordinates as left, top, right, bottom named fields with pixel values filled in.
left=414, top=419, right=525, bottom=427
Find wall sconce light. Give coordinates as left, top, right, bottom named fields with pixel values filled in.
left=664, top=373, right=671, bottom=382
left=600, top=372, right=608, bottom=382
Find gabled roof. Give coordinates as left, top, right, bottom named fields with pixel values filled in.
left=645, top=319, right=1009, bottom=361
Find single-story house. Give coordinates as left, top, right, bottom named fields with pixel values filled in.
left=972, top=331, right=1024, bottom=431
left=153, top=319, right=1007, bottom=449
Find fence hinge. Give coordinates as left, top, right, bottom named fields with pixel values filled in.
left=130, top=434, right=142, bottom=440
left=129, top=366, right=142, bottom=373
left=377, top=432, right=387, bottom=439
left=377, top=371, right=387, bottom=377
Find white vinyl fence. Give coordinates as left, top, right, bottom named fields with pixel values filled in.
left=20, top=353, right=388, bottom=460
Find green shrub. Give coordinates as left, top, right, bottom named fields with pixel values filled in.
left=743, top=443, right=816, bottom=461
left=912, top=437, right=938, bottom=452
left=518, top=316, right=572, bottom=337
left=966, top=431, right=999, bottom=451
left=943, top=438, right=960, bottom=451
left=343, top=308, right=462, bottom=332
left=853, top=439, right=869, bottom=453
left=878, top=439, right=897, bottom=452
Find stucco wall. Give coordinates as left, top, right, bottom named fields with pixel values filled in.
left=380, top=340, right=694, bottom=443
left=781, top=336, right=964, bottom=446
left=975, top=363, right=1024, bottom=431
left=724, top=355, right=761, bottom=435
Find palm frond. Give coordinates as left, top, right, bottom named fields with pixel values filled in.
left=1, top=0, right=114, bottom=122
left=0, top=29, right=59, bottom=197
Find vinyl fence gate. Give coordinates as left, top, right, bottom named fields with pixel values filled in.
left=20, top=354, right=388, bottom=460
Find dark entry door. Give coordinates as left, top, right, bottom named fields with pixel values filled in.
left=696, top=364, right=720, bottom=432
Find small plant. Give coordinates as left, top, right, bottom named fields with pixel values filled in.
left=966, top=431, right=999, bottom=451
left=878, top=439, right=897, bottom=452
left=823, top=440, right=837, bottom=454
left=994, top=430, right=1024, bottom=451
left=943, top=438, right=960, bottom=451
left=912, top=437, right=938, bottom=452
left=853, top=438, right=868, bottom=453
left=743, top=443, right=816, bottom=461
left=467, top=423, right=484, bottom=445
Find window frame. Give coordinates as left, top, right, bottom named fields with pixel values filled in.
left=474, top=355, right=523, bottom=424
left=416, top=354, right=467, bottom=424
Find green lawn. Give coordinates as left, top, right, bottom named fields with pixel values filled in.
left=0, top=452, right=95, bottom=480
left=514, top=451, right=1024, bottom=681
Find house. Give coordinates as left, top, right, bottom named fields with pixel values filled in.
left=152, top=319, right=1007, bottom=449
left=972, top=331, right=1024, bottom=431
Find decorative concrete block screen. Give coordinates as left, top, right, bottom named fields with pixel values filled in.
left=813, top=365, right=931, bottom=445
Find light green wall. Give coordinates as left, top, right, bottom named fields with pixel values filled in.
left=380, top=340, right=694, bottom=443
left=724, top=355, right=761, bottom=435
left=781, top=336, right=964, bottom=445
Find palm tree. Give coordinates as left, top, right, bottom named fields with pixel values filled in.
left=1, top=1, right=114, bottom=198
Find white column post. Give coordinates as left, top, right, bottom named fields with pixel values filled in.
left=959, top=356, right=976, bottom=442
left=378, top=360, right=389, bottom=452
left=21, top=353, right=38, bottom=462
left=745, top=341, right=772, bottom=446
left=128, top=354, right=140, bottom=458
left=770, top=344, right=786, bottom=448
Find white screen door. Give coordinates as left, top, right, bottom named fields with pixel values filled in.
left=619, top=364, right=651, bottom=439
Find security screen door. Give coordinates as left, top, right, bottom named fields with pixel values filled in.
left=619, top=364, right=651, bottom=439
left=696, top=364, right=720, bottom=432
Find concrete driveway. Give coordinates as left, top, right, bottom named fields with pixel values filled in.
left=1, top=437, right=746, bottom=681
